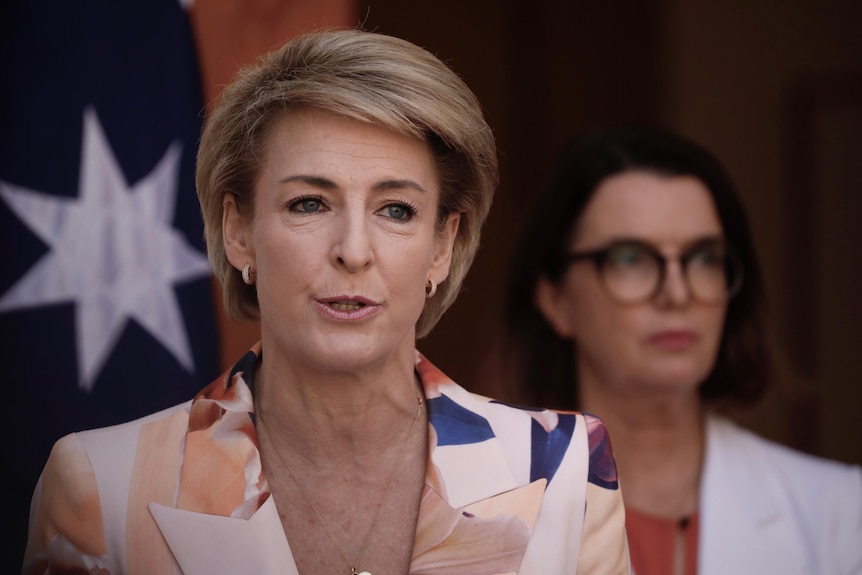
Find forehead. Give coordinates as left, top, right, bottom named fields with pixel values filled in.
left=261, top=109, right=436, bottom=179
left=572, top=170, right=723, bottom=246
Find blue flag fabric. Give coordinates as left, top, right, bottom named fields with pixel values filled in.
left=0, top=0, right=218, bottom=566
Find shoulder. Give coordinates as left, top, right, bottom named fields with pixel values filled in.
left=48, top=399, right=193, bottom=471
left=417, top=353, right=622, bottom=485
left=702, top=415, right=862, bottom=572
left=40, top=400, right=193, bottom=499
left=70, top=399, right=193, bottom=454
left=581, top=413, right=620, bottom=490
left=708, top=415, right=861, bottom=486
left=705, top=414, right=862, bottom=530
left=25, top=433, right=108, bottom=568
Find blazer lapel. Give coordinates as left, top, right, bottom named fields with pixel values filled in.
left=149, top=349, right=550, bottom=574
left=425, top=390, right=522, bottom=507
left=414, top=354, right=547, bottom=573
left=148, top=344, right=300, bottom=574
left=699, top=416, right=806, bottom=575
left=149, top=495, right=297, bottom=575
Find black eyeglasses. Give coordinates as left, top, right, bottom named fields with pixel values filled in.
left=563, top=239, right=743, bottom=304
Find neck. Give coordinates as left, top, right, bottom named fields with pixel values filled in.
left=254, top=340, right=423, bottom=466
left=580, top=377, right=706, bottom=519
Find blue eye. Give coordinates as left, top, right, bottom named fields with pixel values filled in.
left=289, top=196, right=323, bottom=213
left=381, top=203, right=415, bottom=221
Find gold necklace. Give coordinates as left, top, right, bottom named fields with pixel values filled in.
left=264, top=391, right=424, bottom=575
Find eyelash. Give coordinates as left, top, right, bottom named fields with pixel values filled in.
left=286, top=194, right=325, bottom=213
left=285, top=194, right=419, bottom=222
left=379, top=200, right=419, bottom=222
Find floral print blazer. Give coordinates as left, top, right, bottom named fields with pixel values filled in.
left=23, top=344, right=631, bottom=574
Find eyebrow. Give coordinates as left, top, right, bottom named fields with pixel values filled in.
left=577, top=234, right=727, bottom=254
left=278, top=175, right=428, bottom=194
left=603, top=234, right=725, bottom=245
left=278, top=175, right=337, bottom=189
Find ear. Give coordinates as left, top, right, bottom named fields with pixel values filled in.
left=534, top=275, right=577, bottom=339
left=429, top=212, right=461, bottom=282
left=222, top=193, right=255, bottom=270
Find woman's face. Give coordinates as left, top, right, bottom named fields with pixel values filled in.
left=224, top=110, right=459, bottom=374
left=535, top=170, right=728, bottom=397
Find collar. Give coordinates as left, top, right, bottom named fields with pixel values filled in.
left=153, top=343, right=557, bottom=573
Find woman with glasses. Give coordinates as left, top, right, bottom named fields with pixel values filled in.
left=502, top=125, right=862, bottom=575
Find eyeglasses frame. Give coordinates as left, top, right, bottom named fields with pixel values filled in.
left=561, top=238, right=744, bottom=305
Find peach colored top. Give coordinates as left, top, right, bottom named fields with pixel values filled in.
left=23, top=345, right=631, bottom=574
left=626, top=508, right=699, bottom=575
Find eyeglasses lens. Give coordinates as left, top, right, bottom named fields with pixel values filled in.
left=602, top=244, right=660, bottom=302
left=686, top=245, right=732, bottom=303
left=600, top=243, right=741, bottom=303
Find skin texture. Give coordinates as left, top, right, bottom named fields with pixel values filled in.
left=224, top=110, right=457, bottom=381
left=221, top=109, right=459, bottom=574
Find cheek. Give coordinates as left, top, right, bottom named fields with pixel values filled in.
left=566, top=281, right=637, bottom=346
left=253, top=228, right=320, bottom=301
left=574, top=303, right=640, bottom=353
left=380, top=229, right=437, bottom=272
left=376, top=241, right=433, bottom=300
left=565, top=290, right=652, bottom=373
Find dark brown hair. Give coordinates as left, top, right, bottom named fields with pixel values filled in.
left=504, top=125, right=770, bottom=410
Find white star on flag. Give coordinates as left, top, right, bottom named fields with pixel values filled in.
left=0, top=106, right=211, bottom=391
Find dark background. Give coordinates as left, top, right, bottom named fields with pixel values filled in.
left=360, top=0, right=862, bottom=467
left=8, top=1, right=859, bottom=572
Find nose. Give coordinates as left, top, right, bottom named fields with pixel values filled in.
left=655, top=259, right=691, bottom=307
left=330, top=209, right=373, bottom=272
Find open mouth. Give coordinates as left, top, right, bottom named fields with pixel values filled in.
left=328, top=301, right=366, bottom=312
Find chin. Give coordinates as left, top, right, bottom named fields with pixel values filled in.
left=640, top=361, right=711, bottom=392
left=312, top=332, right=414, bottom=372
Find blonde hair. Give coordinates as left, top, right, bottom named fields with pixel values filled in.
left=196, top=29, right=498, bottom=338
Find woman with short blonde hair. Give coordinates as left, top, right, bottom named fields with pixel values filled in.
left=197, top=30, right=498, bottom=338
left=24, top=30, right=630, bottom=575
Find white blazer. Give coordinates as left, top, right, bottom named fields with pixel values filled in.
left=699, top=415, right=862, bottom=575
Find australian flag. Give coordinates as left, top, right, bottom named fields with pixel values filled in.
left=0, top=0, right=219, bottom=568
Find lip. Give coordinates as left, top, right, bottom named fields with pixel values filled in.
left=647, top=329, right=698, bottom=351
left=315, top=295, right=381, bottom=321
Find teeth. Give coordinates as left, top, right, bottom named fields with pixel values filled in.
left=330, top=301, right=364, bottom=311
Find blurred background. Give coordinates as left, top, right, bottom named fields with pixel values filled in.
left=3, top=0, right=860, bottom=571
left=360, top=0, right=862, bottom=466
left=361, top=0, right=862, bottom=467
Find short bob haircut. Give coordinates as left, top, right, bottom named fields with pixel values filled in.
left=504, top=125, right=770, bottom=411
left=196, top=29, right=498, bottom=338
